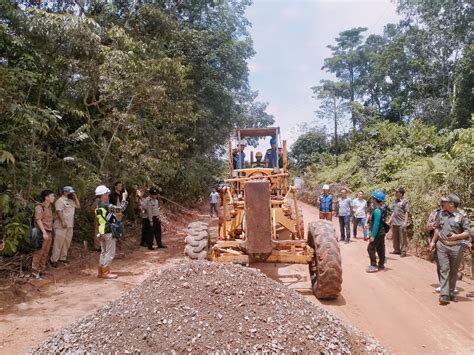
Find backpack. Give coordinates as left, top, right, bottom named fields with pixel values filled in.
left=380, top=204, right=391, bottom=234
left=29, top=205, right=44, bottom=249
left=96, top=206, right=124, bottom=240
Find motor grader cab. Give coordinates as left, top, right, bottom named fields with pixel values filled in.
left=185, top=127, right=342, bottom=299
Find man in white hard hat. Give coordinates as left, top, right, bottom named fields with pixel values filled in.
left=95, top=184, right=128, bottom=279
left=317, top=184, right=333, bottom=221
left=232, top=140, right=247, bottom=169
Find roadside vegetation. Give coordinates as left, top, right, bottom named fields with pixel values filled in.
left=0, top=0, right=272, bottom=256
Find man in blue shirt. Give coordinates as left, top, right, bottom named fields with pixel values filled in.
left=367, top=191, right=387, bottom=273
left=265, top=137, right=280, bottom=168
left=232, top=140, right=246, bottom=169
left=336, top=188, right=352, bottom=243
left=317, top=184, right=333, bottom=221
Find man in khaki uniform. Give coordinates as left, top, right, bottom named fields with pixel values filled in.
left=50, top=186, right=81, bottom=266
left=430, top=194, right=471, bottom=305
left=390, top=186, right=410, bottom=257
left=32, top=190, right=55, bottom=279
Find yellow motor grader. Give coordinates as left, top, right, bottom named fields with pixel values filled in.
left=185, top=127, right=342, bottom=299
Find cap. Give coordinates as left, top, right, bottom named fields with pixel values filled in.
left=95, top=185, right=110, bottom=196
left=322, top=184, right=330, bottom=190
left=440, top=197, right=449, bottom=203
left=149, top=187, right=159, bottom=195
left=63, top=186, right=75, bottom=193
left=270, top=137, right=277, bottom=145
left=239, top=140, right=247, bottom=146
left=396, top=186, right=406, bottom=194
left=447, top=193, right=461, bottom=204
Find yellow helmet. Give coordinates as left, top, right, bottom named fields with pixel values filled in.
left=255, top=151, right=263, bottom=158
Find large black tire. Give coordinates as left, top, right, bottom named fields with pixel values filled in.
left=307, top=220, right=342, bottom=299
left=184, top=222, right=209, bottom=260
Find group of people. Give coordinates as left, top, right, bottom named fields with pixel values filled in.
left=317, top=184, right=472, bottom=305
left=31, top=182, right=166, bottom=280
left=232, top=137, right=283, bottom=170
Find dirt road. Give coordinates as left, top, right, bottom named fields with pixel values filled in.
left=256, top=202, right=474, bottom=354
left=0, top=228, right=187, bottom=354
left=1, top=204, right=473, bottom=354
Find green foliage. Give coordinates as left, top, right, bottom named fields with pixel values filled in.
left=0, top=1, right=273, bottom=255
left=319, top=1, right=473, bottom=128
left=299, top=120, right=472, bottom=247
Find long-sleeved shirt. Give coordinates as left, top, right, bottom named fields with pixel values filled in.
left=371, top=207, right=382, bottom=238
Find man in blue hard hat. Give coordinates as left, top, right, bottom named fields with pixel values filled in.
left=265, top=137, right=280, bottom=168
left=366, top=191, right=389, bottom=273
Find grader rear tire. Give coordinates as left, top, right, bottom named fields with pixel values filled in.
left=184, top=222, right=209, bottom=260
left=307, top=220, right=342, bottom=299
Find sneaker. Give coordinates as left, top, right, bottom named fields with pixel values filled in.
left=366, top=265, right=378, bottom=273
left=344, top=240, right=350, bottom=244
left=400, top=252, right=407, bottom=257
left=439, top=296, right=450, bottom=305
left=449, top=295, right=458, bottom=303
left=49, top=261, right=58, bottom=268
left=390, top=251, right=401, bottom=255
left=378, top=265, right=385, bottom=270
left=435, top=287, right=441, bottom=293
left=32, top=273, right=43, bottom=280
left=59, top=259, right=70, bottom=264
left=157, top=244, right=167, bottom=249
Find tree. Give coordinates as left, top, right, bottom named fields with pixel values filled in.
left=290, top=128, right=329, bottom=169
left=312, top=80, right=350, bottom=166
left=322, top=27, right=367, bottom=128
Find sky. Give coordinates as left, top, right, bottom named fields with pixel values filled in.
left=245, top=0, right=400, bottom=148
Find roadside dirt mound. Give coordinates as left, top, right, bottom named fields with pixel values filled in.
left=33, top=261, right=383, bottom=354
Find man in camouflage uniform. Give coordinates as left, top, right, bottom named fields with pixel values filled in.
left=430, top=194, right=471, bottom=305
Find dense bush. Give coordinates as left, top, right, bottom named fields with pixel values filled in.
left=299, top=119, right=473, bottom=248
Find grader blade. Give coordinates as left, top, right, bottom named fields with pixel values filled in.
left=244, top=180, right=272, bottom=261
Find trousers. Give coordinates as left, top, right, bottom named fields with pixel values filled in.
left=339, top=215, right=351, bottom=241
left=99, top=233, right=116, bottom=267
left=210, top=203, right=218, bottom=217
left=368, top=236, right=385, bottom=267
left=319, top=211, right=332, bottom=221
left=145, top=217, right=162, bottom=248
left=32, top=231, right=53, bottom=273
left=353, top=217, right=368, bottom=239
left=51, top=227, right=73, bottom=262
left=437, top=241, right=464, bottom=297
left=392, top=225, right=408, bottom=254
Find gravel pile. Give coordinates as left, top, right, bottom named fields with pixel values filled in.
left=33, top=261, right=384, bottom=354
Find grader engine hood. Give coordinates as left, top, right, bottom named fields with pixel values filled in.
left=243, top=180, right=273, bottom=261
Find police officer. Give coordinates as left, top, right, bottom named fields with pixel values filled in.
left=430, top=194, right=471, bottom=305
left=389, top=186, right=410, bottom=257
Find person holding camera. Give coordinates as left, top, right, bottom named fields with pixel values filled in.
left=50, top=186, right=81, bottom=267
left=95, top=185, right=128, bottom=279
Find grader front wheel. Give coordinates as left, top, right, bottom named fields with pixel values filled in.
left=184, top=222, right=210, bottom=260
left=307, top=220, right=342, bottom=299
